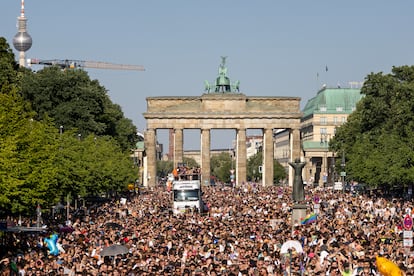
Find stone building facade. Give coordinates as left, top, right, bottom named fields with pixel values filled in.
left=300, top=87, right=363, bottom=187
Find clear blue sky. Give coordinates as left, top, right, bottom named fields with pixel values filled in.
left=1, top=1, right=413, bottom=151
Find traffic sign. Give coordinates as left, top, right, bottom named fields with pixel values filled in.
left=403, top=238, right=413, bottom=247
left=404, top=231, right=413, bottom=238
left=313, top=204, right=320, bottom=214
left=404, top=214, right=413, bottom=230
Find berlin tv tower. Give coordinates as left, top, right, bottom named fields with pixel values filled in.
left=13, top=0, right=32, bottom=67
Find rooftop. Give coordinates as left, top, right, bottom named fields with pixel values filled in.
left=302, top=87, right=363, bottom=118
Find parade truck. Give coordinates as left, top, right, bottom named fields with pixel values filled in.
left=172, top=179, right=203, bottom=214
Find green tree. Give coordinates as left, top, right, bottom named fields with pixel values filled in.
left=99, top=102, right=138, bottom=151
left=210, top=152, right=232, bottom=183
left=273, top=161, right=287, bottom=184
left=20, top=67, right=138, bottom=151
left=0, top=39, right=61, bottom=214
left=183, top=157, right=199, bottom=169
left=247, top=151, right=262, bottom=181
left=331, top=65, right=414, bottom=189
left=0, top=37, right=20, bottom=94
left=0, top=91, right=61, bottom=213
left=247, top=151, right=287, bottom=184
left=89, top=135, right=137, bottom=193
left=55, top=131, right=137, bottom=199
left=0, top=38, right=138, bottom=214
left=157, top=160, right=174, bottom=179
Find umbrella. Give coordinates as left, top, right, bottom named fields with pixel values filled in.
left=280, top=240, right=303, bottom=254
left=99, top=245, right=129, bottom=257
left=105, top=222, right=123, bottom=230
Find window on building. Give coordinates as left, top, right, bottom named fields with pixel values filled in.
left=319, top=105, right=327, bottom=112
left=342, top=117, right=346, bottom=123
left=336, top=106, right=343, bottom=112
left=333, top=117, right=338, bottom=125
left=320, top=117, right=327, bottom=125
left=320, top=128, right=327, bottom=134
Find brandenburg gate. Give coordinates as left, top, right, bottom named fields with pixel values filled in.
left=143, top=57, right=302, bottom=187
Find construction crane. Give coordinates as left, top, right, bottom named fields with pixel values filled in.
left=27, top=58, right=145, bottom=71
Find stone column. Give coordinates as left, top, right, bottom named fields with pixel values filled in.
left=236, top=128, right=247, bottom=186
left=201, top=128, right=211, bottom=186
left=289, top=128, right=301, bottom=187
left=145, top=128, right=157, bottom=187
left=173, top=128, right=183, bottom=169
left=263, top=128, right=274, bottom=186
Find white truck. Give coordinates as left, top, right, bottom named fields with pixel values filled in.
left=172, top=180, right=203, bottom=214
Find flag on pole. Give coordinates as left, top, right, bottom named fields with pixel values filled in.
left=301, top=213, right=317, bottom=225
left=325, top=65, right=328, bottom=72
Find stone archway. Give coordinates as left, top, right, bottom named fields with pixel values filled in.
left=143, top=93, right=302, bottom=187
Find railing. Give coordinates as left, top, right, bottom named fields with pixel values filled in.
left=176, top=172, right=201, bottom=181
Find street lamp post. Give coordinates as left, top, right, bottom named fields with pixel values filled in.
left=66, top=194, right=70, bottom=225
left=229, top=148, right=234, bottom=171
left=229, top=149, right=235, bottom=186
left=331, top=154, right=336, bottom=186
left=36, top=204, right=41, bottom=228
left=320, top=133, right=330, bottom=187
left=341, top=150, right=346, bottom=188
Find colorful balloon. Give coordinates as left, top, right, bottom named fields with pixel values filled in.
left=44, top=234, right=59, bottom=256
left=376, top=256, right=403, bottom=276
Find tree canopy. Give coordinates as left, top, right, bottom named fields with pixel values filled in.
left=0, top=38, right=20, bottom=94
left=246, top=151, right=287, bottom=184
left=331, top=65, right=414, bottom=189
left=210, top=152, right=234, bottom=183
left=20, top=66, right=138, bottom=151
left=209, top=150, right=286, bottom=185
left=0, top=37, right=138, bottom=215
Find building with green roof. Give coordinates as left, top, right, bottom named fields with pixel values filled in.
left=301, top=87, right=363, bottom=187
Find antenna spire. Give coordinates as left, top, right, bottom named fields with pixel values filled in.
left=20, top=0, right=25, bottom=18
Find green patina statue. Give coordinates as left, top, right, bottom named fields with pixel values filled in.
left=215, top=56, right=230, bottom=92
left=204, top=57, right=240, bottom=93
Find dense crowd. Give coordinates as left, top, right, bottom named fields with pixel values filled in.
left=172, top=166, right=201, bottom=181
left=0, top=184, right=413, bottom=275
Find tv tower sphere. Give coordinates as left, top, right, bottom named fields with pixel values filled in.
left=13, top=31, right=32, bottom=52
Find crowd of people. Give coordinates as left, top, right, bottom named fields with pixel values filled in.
left=0, top=183, right=413, bottom=275
left=172, top=166, right=201, bottom=181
